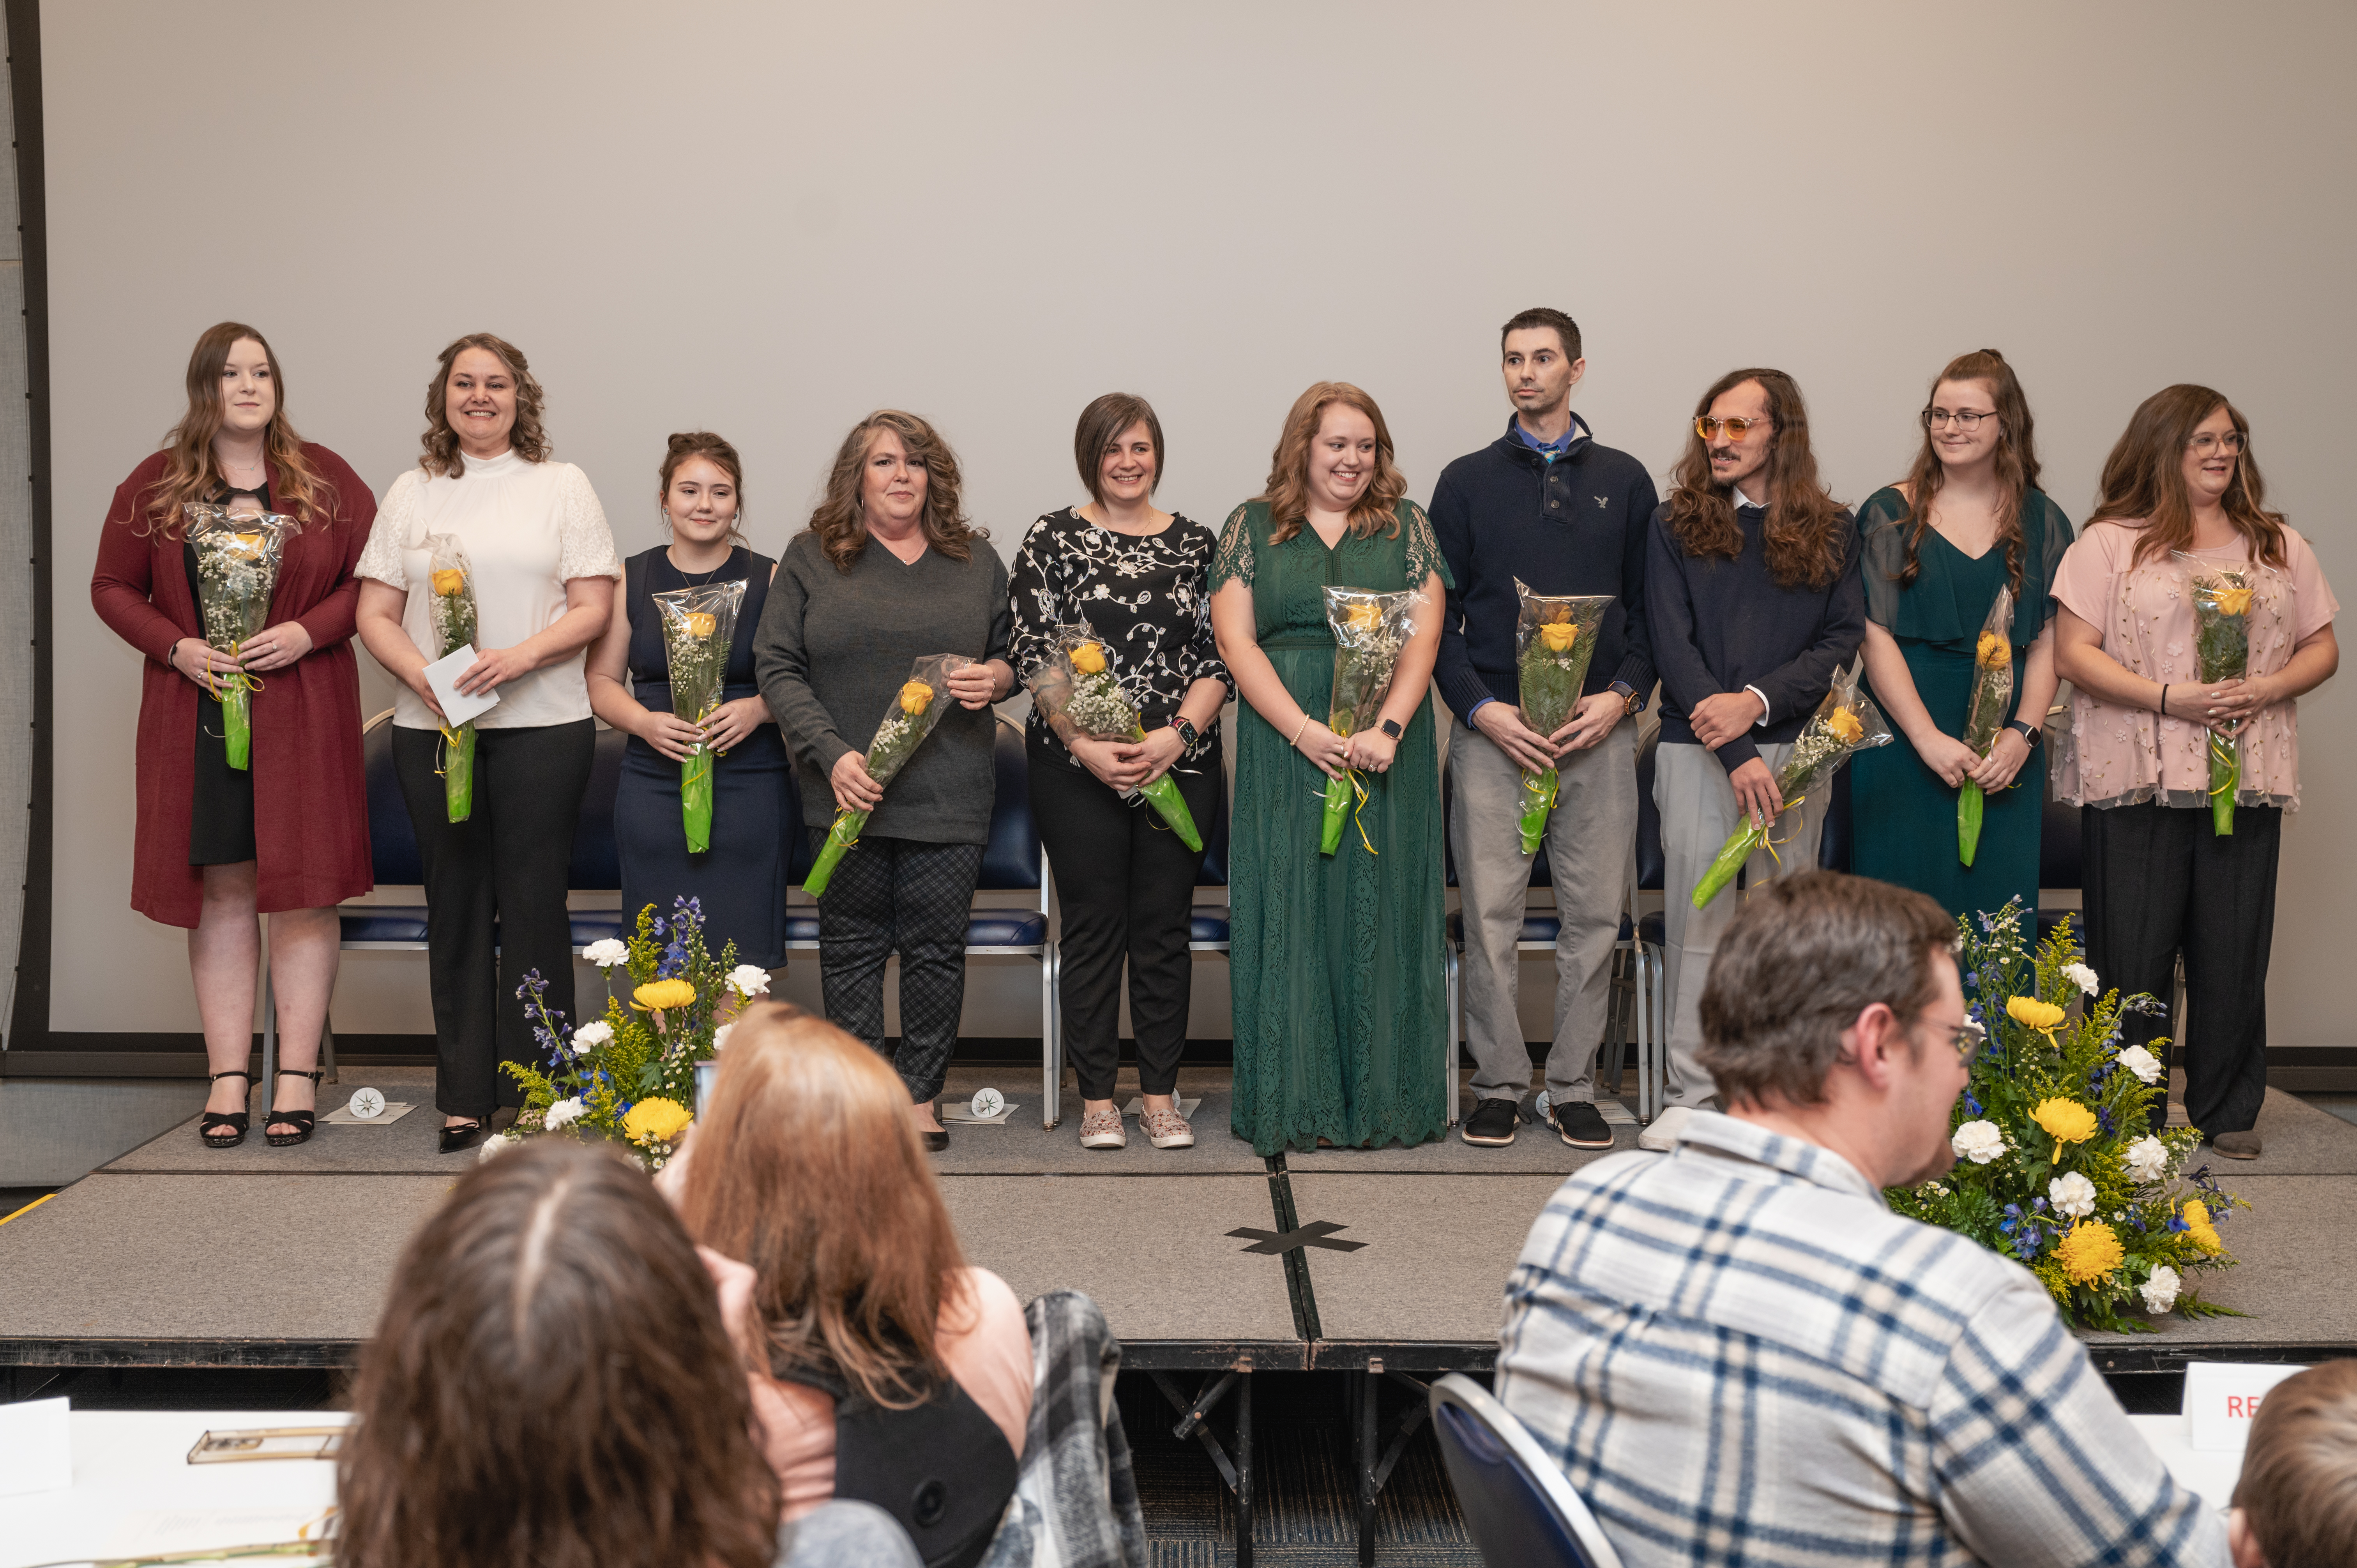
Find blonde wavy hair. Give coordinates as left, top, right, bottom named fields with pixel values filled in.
left=420, top=332, right=551, bottom=478
left=133, top=322, right=336, bottom=541
left=805, top=410, right=985, bottom=573
left=1256, top=381, right=1408, bottom=546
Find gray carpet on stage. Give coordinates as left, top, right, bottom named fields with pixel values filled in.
left=932, top=1064, right=1266, bottom=1174
left=1287, top=1174, right=1565, bottom=1344
left=104, top=1067, right=460, bottom=1175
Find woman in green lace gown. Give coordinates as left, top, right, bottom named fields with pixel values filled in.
left=1209, top=383, right=1453, bottom=1155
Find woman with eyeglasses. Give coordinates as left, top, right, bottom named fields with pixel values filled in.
left=1849, top=350, right=2071, bottom=920
left=2051, top=385, right=2338, bottom=1160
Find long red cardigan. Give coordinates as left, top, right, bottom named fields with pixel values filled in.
left=90, top=445, right=378, bottom=927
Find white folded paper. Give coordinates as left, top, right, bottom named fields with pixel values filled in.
left=422, top=644, right=502, bottom=727
left=0, top=1394, right=70, bottom=1496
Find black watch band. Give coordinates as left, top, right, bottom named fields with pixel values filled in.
left=1609, top=680, right=1645, bottom=717
left=1379, top=717, right=1404, bottom=741
left=1171, top=715, right=1200, bottom=749
left=2004, top=719, right=2040, bottom=747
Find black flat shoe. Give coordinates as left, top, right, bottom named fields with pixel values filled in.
left=922, top=1126, right=949, bottom=1153
left=200, top=1069, right=253, bottom=1149
left=440, top=1118, right=486, bottom=1154
left=266, top=1068, right=324, bottom=1147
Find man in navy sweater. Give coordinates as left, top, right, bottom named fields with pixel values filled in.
left=1430, top=308, right=1658, bottom=1151
left=1642, top=367, right=1864, bottom=1149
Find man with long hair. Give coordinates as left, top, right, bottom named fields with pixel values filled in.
left=1429, top=308, right=1657, bottom=1150
left=1642, top=369, right=1862, bottom=1147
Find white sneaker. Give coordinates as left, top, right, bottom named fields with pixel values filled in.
left=1638, top=1104, right=1697, bottom=1153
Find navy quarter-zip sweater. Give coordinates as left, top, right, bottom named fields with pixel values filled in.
left=1645, top=496, right=1866, bottom=775
left=1429, top=415, right=1659, bottom=724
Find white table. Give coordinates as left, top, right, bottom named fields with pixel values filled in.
left=2126, top=1412, right=2245, bottom=1511
left=0, top=1411, right=346, bottom=1568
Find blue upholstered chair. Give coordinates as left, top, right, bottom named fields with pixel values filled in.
left=1429, top=1373, right=1626, bottom=1568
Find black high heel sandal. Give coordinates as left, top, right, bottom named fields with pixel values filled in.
left=200, top=1069, right=252, bottom=1149
left=439, top=1118, right=486, bottom=1154
left=266, top=1068, right=323, bottom=1148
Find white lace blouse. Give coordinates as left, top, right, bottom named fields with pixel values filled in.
left=355, top=449, right=622, bottom=730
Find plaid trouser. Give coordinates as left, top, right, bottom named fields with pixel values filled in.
left=811, top=832, right=982, bottom=1102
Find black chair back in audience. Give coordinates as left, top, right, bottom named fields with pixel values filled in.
left=1429, top=1374, right=1626, bottom=1568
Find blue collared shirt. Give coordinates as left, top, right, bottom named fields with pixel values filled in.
left=1512, top=416, right=1582, bottom=463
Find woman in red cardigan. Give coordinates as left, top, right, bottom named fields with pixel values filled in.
left=91, top=322, right=376, bottom=1148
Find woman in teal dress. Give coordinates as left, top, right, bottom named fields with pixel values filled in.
left=1852, top=350, right=2071, bottom=918
left=1209, top=382, right=1453, bottom=1155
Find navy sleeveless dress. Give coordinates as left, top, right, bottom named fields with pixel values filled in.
left=617, top=546, right=789, bottom=966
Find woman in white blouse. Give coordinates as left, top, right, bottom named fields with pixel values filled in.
left=356, top=334, right=621, bottom=1153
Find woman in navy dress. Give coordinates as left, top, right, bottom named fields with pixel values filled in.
left=588, top=432, right=788, bottom=968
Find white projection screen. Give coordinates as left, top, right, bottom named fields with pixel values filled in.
left=29, top=1, right=2357, bottom=1065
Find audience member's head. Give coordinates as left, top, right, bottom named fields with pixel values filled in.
left=2230, top=1358, right=2357, bottom=1568
left=1696, top=870, right=1967, bottom=1187
left=680, top=1001, right=972, bottom=1409
left=337, top=1139, right=779, bottom=1568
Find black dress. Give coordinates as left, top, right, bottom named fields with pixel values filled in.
left=616, top=546, right=788, bottom=966
left=184, top=484, right=267, bottom=866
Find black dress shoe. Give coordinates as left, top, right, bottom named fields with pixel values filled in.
left=440, top=1118, right=486, bottom=1154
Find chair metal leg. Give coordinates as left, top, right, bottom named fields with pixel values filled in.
left=1151, top=1366, right=1254, bottom=1568
left=259, top=959, right=277, bottom=1104
left=321, top=1019, right=337, bottom=1085
left=1353, top=1367, right=1435, bottom=1566
left=1444, top=941, right=1461, bottom=1127
left=1648, top=945, right=1667, bottom=1121
left=1041, top=949, right=1057, bottom=1130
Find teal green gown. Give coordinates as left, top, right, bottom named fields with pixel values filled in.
left=1849, top=487, right=2073, bottom=920
left=1209, top=499, right=1453, bottom=1155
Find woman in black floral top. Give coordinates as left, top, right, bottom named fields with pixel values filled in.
left=1010, top=394, right=1232, bottom=1152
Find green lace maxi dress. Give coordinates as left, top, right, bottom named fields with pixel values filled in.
left=1849, top=486, right=2073, bottom=919
left=1209, top=499, right=1454, bottom=1155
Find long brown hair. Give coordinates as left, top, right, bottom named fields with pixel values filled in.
left=660, top=429, right=748, bottom=547
left=1665, top=368, right=1848, bottom=589
left=337, top=1140, right=778, bottom=1568
left=1893, top=350, right=2043, bottom=594
left=680, top=1003, right=973, bottom=1409
left=419, top=332, right=551, bottom=479
left=2087, top=383, right=2287, bottom=570
left=1257, top=381, right=1409, bottom=546
left=806, top=409, right=984, bottom=573
left=134, top=322, right=335, bottom=541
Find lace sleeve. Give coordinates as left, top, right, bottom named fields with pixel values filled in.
left=555, top=463, right=624, bottom=581
left=353, top=470, right=420, bottom=589
left=1208, top=503, right=1256, bottom=590
left=2031, top=492, right=2074, bottom=627
left=1857, top=491, right=1910, bottom=630
left=1401, top=501, right=1453, bottom=592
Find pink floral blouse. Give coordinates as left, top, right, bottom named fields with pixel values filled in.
left=2051, top=519, right=2337, bottom=810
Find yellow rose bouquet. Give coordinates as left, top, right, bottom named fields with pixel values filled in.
left=1025, top=622, right=1202, bottom=852
left=1689, top=664, right=1892, bottom=909
left=422, top=533, right=482, bottom=823
left=2175, top=553, right=2269, bottom=837
left=1319, top=585, right=1423, bottom=856
left=802, top=653, right=971, bottom=897
left=1510, top=581, right=1613, bottom=856
left=651, top=579, right=747, bottom=854
left=1956, top=585, right=2016, bottom=867
left=183, top=504, right=293, bottom=771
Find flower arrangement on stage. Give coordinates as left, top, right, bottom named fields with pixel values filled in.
left=1885, top=901, right=2249, bottom=1331
left=803, top=653, right=970, bottom=897
left=1319, top=585, right=1423, bottom=856
left=493, top=897, right=770, bottom=1171
left=1027, top=622, right=1202, bottom=851
left=1510, top=581, right=1612, bottom=856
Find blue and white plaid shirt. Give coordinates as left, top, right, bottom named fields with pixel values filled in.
left=1495, top=1113, right=2225, bottom=1567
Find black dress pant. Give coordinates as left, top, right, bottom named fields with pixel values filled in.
left=394, top=720, right=595, bottom=1118
left=2082, top=800, right=2281, bottom=1138
left=1030, top=735, right=1221, bottom=1102
left=813, top=831, right=983, bottom=1104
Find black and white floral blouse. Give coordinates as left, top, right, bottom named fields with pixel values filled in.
left=1009, top=507, right=1233, bottom=763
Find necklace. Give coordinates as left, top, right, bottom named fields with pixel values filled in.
left=667, top=544, right=732, bottom=585
left=219, top=448, right=265, bottom=484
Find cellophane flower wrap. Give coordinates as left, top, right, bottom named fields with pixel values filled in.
left=653, top=579, right=746, bottom=855
left=1885, top=902, right=2247, bottom=1330
left=1319, top=585, right=1421, bottom=856
left=1689, top=664, right=1891, bottom=909
left=803, top=653, right=970, bottom=897
left=1027, top=622, right=1202, bottom=852
left=423, top=533, right=482, bottom=823
left=2175, top=553, right=2263, bottom=837
left=1956, top=585, right=2016, bottom=868
left=501, top=897, right=767, bottom=1172
left=184, top=504, right=293, bottom=772
left=1510, top=581, right=1612, bottom=856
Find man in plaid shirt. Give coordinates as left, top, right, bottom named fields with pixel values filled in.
left=1495, top=872, right=2224, bottom=1566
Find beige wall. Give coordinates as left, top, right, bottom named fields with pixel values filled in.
left=43, top=2, right=2355, bottom=1047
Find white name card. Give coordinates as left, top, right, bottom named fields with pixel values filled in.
left=2184, top=1361, right=2305, bottom=1451
left=0, top=1394, right=71, bottom=1496
left=422, top=644, right=502, bottom=727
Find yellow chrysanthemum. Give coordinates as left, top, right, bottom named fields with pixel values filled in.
left=431, top=568, right=466, bottom=596
left=622, top=1097, right=693, bottom=1146
left=2008, top=995, right=2067, bottom=1033
left=1826, top=707, right=1864, bottom=745
left=2182, top=1200, right=2225, bottom=1256
left=2055, top=1221, right=2126, bottom=1285
left=2214, top=586, right=2253, bottom=617
left=632, top=978, right=697, bottom=1012
left=1540, top=623, right=1579, bottom=653
left=1069, top=642, right=1107, bottom=675
left=683, top=611, right=717, bottom=639
left=898, top=680, right=935, bottom=715
left=1343, top=602, right=1383, bottom=634
left=2030, top=1097, right=2100, bottom=1145
left=1975, top=631, right=2011, bottom=670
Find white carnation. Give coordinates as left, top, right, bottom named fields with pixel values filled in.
left=2140, top=1264, right=2180, bottom=1314
left=1951, top=1120, right=2006, bottom=1165
left=712, top=1023, right=734, bottom=1053
left=582, top=939, right=630, bottom=968
left=726, top=964, right=772, bottom=999
left=2124, top=1135, right=2170, bottom=1183
left=2049, top=1170, right=2097, bottom=1218
left=2115, top=1045, right=2163, bottom=1085
left=2063, top=962, right=2099, bottom=996
left=544, top=1097, right=584, bottom=1132
left=478, top=1131, right=518, bottom=1162
left=571, top=1021, right=614, bottom=1054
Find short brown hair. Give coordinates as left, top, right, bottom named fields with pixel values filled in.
left=2232, top=1359, right=2357, bottom=1566
left=804, top=409, right=985, bottom=573
left=1697, top=871, right=1956, bottom=1108
left=1500, top=307, right=1581, bottom=361
left=1074, top=392, right=1164, bottom=503
left=659, top=430, right=748, bottom=546
left=337, top=1140, right=777, bottom=1568
left=420, top=331, right=550, bottom=478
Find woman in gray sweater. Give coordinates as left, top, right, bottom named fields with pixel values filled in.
left=754, top=410, right=1012, bottom=1150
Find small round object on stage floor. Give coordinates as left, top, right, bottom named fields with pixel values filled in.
left=347, top=1087, right=386, bottom=1121
left=970, top=1087, right=1005, bottom=1121
left=1534, top=1089, right=1550, bottom=1123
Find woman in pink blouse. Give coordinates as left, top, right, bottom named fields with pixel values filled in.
left=2053, top=385, right=2338, bottom=1158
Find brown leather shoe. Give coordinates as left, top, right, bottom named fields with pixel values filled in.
left=2212, top=1130, right=2261, bottom=1160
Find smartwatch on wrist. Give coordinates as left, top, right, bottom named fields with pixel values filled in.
left=2004, top=719, right=2041, bottom=748
left=1172, top=715, right=1200, bottom=749
left=1379, top=717, right=1405, bottom=741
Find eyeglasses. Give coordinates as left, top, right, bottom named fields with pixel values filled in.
left=1922, top=408, right=1998, bottom=431
left=1695, top=416, right=1770, bottom=442
left=1922, top=1013, right=1984, bottom=1066
left=2187, top=431, right=2246, bottom=456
